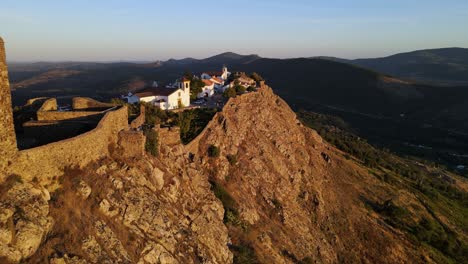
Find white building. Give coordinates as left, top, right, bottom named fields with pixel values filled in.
left=198, top=79, right=215, bottom=98
left=127, top=78, right=191, bottom=110
left=201, top=66, right=231, bottom=81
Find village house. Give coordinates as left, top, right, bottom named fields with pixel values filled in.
left=201, top=66, right=231, bottom=81
left=125, top=78, right=190, bottom=110
left=198, top=79, right=215, bottom=98
left=201, top=66, right=231, bottom=92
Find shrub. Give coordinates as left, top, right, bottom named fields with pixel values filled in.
left=227, top=154, right=238, bottom=165
left=209, top=180, right=239, bottom=225
left=179, top=108, right=217, bottom=144
left=110, top=98, right=126, bottom=105
left=208, top=145, right=220, bottom=158
left=250, top=72, right=264, bottom=82
left=231, top=243, right=258, bottom=264
left=271, top=198, right=282, bottom=210
left=235, top=85, right=246, bottom=95
left=223, top=87, right=237, bottom=98
left=141, top=102, right=177, bottom=126
left=144, top=128, right=158, bottom=156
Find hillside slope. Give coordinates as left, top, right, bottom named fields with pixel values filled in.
left=1, top=87, right=466, bottom=263
left=182, top=87, right=466, bottom=263
left=351, top=48, right=468, bottom=85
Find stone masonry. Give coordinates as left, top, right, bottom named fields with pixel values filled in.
left=0, top=37, right=17, bottom=171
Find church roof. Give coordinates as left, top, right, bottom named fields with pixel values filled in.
left=135, top=87, right=180, bottom=98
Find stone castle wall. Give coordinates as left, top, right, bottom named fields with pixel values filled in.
left=157, top=126, right=181, bottom=147
left=0, top=37, right=18, bottom=171
left=117, top=130, right=146, bottom=158
left=130, top=105, right=146, bottom=129
left=72, top=97, right=114, bottom=110
left=7, top=106, right=128, bottom=183
left=26, top=97, right=49, bottom=106
left=36, top=98, right=114, bottom=121
left=37, top=111, right=105, bottom=121
left=38, top=98, right=58, bottom=111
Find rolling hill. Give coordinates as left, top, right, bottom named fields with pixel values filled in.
left=320, top=48, right=468, bottom=85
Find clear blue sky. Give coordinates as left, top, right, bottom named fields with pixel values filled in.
left=2, top=0, right=468, bottom=61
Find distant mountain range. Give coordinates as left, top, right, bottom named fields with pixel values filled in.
left=164, top=52, right=262, bottom=66
left=316, top=48, right=468, bottom=85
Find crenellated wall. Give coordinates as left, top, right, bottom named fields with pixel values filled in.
left=7, top=106, right=129, bottom=183
left=130, top=105, right=146, bottom=129
left=38, top=98, right=58, bottom=111
left=37, top=110, right=104, bottom=121
left=36, top=98, right=116, bottom=121
left=72, top=97, right=114, bottom=110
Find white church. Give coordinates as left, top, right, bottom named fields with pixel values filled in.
left=125, top=78, right=191, bottom=110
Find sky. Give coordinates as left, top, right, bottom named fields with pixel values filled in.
left=1, top=0, right=468, bottom=62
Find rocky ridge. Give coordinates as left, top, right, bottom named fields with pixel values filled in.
left=0, top=86, right=456, bottom=263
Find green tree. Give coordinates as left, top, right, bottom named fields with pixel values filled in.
left=247, top=86, right=256, bottom=92
left=142, top=102, right=171, bottom=126
left=178, top=110, right=195, bottom=141
left=144, top=128, right=158, bottom=156
left=235, top=85, right=246, bottom=95
left=223, top=87, right=237, bottom=98
left=190, top=79, right=205, bottom=100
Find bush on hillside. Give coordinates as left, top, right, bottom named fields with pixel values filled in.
left=144, top=128, right=158, bottom=156
left=223, top=87, right=237, bottom=98
left=250, top=72, right=264, bottom=82
left=178, top=108, right=217, bottom=144
left=141, top=102, right=175, bottom=126
left=208, top=144, right=220, bottom=158
left=231, top=243, right=258, bottom=264
left=235, top=85, right=246, bottom=95
left=227, top=154, right=238, bottom=165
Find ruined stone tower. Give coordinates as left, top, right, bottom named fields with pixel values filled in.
left=0, top=37, right=17, bottom=170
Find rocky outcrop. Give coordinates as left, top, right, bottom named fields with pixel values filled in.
left=5, top=152, right=232, bottom=263
left=0, top=37, right=17, bottom=172
left=185, top=86, right=425, bottom=263
left=0, top=84, right=448, bottom=263
left=0, top=178, right=53, bottom=263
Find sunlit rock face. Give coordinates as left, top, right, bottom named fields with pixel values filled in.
left=0, top=80, right=433, bottom=263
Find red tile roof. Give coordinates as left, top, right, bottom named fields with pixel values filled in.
left=211, top=77, right=224, bottom=84
left=202, top=79, right=214, bottom=86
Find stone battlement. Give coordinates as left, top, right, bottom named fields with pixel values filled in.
left=0, top=38, right=137, bottom=187
left=7, top=106, right=129, bottom=184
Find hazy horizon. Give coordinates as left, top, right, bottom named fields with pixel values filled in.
left=5, top=46, right=468, bottom=64
left=2, top=0, right=468, bottom=61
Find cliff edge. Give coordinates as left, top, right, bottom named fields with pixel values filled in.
left=1, top=86, right=455, bottom=263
